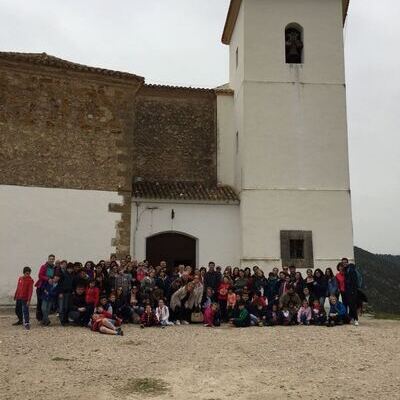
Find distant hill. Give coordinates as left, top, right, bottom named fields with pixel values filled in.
left=355, top=246, right=400, bottom=314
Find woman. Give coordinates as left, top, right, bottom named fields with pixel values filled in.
left=234, top=269, right=247, bottom=291
left=325, top=267, right=338, bottom=298
left=304, top=268, right=315, bottom=294
left=293, top=272, right=304, bottom=299
left=170, top=280, right=202, bottom=325
left=232, top=267, right=240, bottom=282
left=252, top=269, right=267, bottom=296
left=313, top=269, right=327, bottom=307
left=335, top=262, right=346, bottom=304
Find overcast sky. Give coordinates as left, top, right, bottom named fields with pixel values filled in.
left=0, top=0, right=398, bottom=254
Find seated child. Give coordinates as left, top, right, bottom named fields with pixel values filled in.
left=13, top=266, right=34, bottom=330
left=140, top=304, right=159, bottom=328
left=155, top=299, right=173, bottom=327
left=297, top=299, right=312, bottom=325
left=311, top=299, right=327, bottom=325
left=91, top=312, right=123, bottom=336
left=201, top=287, right=214, bottom=311
left=266, top=304, right=280, bottom=326
left=68, top=285, right=94, bottom=326
left=281, top=301, right=297, bottom=326
left=204, top=303, right=219, bottom=327
left=327, top=295, right=347, bottom=327
left=230, top=301, right=251, bottom=327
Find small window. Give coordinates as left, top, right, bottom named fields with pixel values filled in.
left=281, top=230, right=313, bottom=268
left=235, top=47, right=239, bottom=69
left=290, top=239, right=304, bottom=259
left=285, top=23, right=303, bottom=64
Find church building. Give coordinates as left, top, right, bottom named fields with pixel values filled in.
left=0, top=0, right=353, bottom=303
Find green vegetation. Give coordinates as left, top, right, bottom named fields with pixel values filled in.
left=121, top=378, right=169, bottom=396
left=373, top=313, right=400, bottom=321
left=355, top=246, right=400, bottom=315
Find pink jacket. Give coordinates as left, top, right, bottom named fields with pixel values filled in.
left=297, top=306, right=312, bottom=323
left=204, top=306, right=215, bottom=326
left=35, top=263, right=54, bottom=288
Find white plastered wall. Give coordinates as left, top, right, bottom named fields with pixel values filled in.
left=0, top=185, right=120, bottom=304
left=228, top=0, right=354, bottom=270
left=131, top=201, right=240, bottom=268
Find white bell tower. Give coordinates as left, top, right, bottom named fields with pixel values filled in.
left=222, top=0, right=354, bottom=269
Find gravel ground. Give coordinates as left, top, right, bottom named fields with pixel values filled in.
left=0, top=313, right=399, bottom=400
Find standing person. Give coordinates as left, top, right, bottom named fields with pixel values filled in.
left=41, top=275, right=60, bottom=326
left=13, top=267, right=34, bottom=329
left=204, top=262, right=221, bottom=294
left=325, top=268, right=338, bottom=298
left=217, top=276, right=231, bottom=322
left=313, top=269, right=327, bottom=307
left=344, top=262, right=360, bottom=326
left=34, top=254, right=56, bottom=321
left=58, top=263, right=74, bottom=325
left=335, top=262, right=346, bottom=304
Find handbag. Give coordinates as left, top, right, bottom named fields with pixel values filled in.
left=191, top=310, right=204, bottom=323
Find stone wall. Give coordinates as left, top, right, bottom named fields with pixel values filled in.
left=134, top=85, right=217, bottom=185
left=0, top=59, right=141, bottom=192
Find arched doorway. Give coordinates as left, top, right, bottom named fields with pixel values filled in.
left=146, top=232, right=196, bottom=271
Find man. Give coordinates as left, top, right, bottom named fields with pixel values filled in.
left=35, top=254, right=56, bottom=321
left=204, top=262, right=221, bottom=294
left=344, top=261, right=360, bottom=326
left=68, top=284, right=94, bottom=326
left=279, top=284, right=301, bottom=311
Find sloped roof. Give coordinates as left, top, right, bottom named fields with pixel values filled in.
left=222, top=0, right=351, bottom=45
left=132, top=181, right=239, bottom=203
left=0, top=51, right=144, bottom=82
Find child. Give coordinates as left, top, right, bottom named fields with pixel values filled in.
left=230, top=301, right=251, bottom=327
left=68, top=285, right=94, bottom=326
left=91, top=312, right=123, bottom=336
left=297, top=299, right=312, bottom=325
left=41, top=275, right=60, bottom=326
left=281, top=302, right=297, bottom=326
left=140, top=304, right=159, bottom=328
left=266, top=304, right=280, bottom=326
left=58, top=262, right=74, bottom=325
left=85, top=279, right=100, bottom=308
left=204, top=303, right=219, bottom=327
left=155, top=299, right=173, bottom=327
left=217, top=276, right=231, bottom=322
left=311, top=299, right=326, bottom=325
left=227, top=287, right=237, bottom=319
left=13, top=267, right=34, bottom=330
left=327, top=295, right=347, bottom=327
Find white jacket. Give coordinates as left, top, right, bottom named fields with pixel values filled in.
left=156, top=305, right=170, bottom=322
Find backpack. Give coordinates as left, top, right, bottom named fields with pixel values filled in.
left=355, top=266, right=363, bottom=289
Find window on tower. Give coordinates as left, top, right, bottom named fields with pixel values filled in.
left=285, top=23, right=303, bottom=64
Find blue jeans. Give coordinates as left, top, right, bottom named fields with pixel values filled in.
left=15, top=299, right=30, bottom=325
left=41, top=299, right=53, bottom=324
left=58, top=293, right=71, bottom=323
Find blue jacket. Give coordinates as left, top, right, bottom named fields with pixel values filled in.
left=42, top=281, right=60, bottom=301
left=329, top=301, right=346, bottom=316
left=327, top=277, right=338, bottom=296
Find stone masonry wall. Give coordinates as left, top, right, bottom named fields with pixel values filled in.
left=134, top=85, right=217, bottom=185
left=0, top=59, right=143, bottom=257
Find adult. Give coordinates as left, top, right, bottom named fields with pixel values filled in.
left=203, top=262, right=221, bottom=294
left=170, top=282, right=198, bottom=325
left=335, top=262, right=346, bottom=304
left=313, top=269, right=328, bottom=306
left=325, top=267, right=338, bottom=298
left=35, top=254, right=56, bottom=321
left=279, top=284, right=301, bottom=310
left=344, top=259, right=359, bottom=326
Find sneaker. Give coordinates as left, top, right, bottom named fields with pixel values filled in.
left=354, top=320, right=359, bottom=326
left=24, top=324, right=30, bottom=330
left=175, top=320, right=181, bottom=325
left=140, top=324, right=145, bottom=329
left=12, top=321, right=23, bottom=326
left=116, top=328, right=124, bottom=336
left=182, top=320, right=189, bottom=325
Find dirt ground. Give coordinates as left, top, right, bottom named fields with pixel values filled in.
left=0, top=313, right=399, bottom=400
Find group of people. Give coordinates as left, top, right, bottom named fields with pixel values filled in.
left=13, top=254, right=365, bottom=335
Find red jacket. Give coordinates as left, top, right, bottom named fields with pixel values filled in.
left=85, top=287, right=100, bottom=306
left=14, top=275, right=34, bottom=302
left=217, top=282, right=231, bottom=301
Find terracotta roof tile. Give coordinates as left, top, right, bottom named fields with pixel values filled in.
left=0, top=52, right=144, bottom=82
left=132, top=181, right=239, bottom=203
